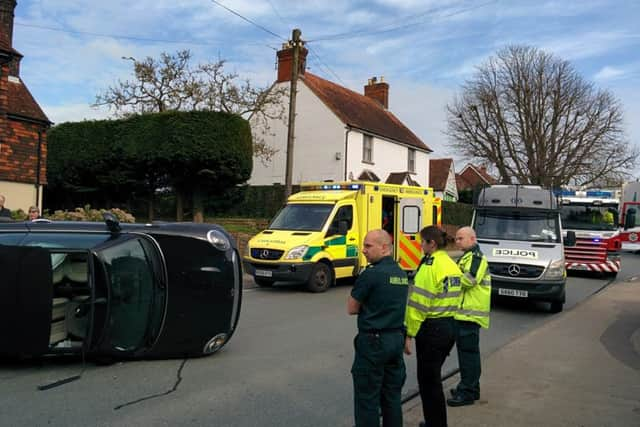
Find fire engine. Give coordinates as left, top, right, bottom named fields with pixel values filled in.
left=619, top=181, right=640, bottom=251
left=558, top=189, right=621, bottom=276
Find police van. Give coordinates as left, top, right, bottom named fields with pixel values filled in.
left=472, top=185, right=575, bottom=312
left=244, top=181, right=438, bottom=292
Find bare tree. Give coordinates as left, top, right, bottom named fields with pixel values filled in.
left=447, top=45, right=637, bottom=187
left=94, top=50, right=286, bottom=163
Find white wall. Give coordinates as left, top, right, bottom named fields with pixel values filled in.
left=249, top=81, right=345, bottom=185
left=0, top=181, right=43, bottom=212
left=346, top=133, right=429, bottom=186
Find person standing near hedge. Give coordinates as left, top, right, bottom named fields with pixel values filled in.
left=0, top=195, right=10, bottom=218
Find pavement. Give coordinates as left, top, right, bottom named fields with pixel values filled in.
left=402, top=278, right=640, bottom=426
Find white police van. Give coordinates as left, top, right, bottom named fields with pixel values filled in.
left=472, top=185, right=575, bottom=313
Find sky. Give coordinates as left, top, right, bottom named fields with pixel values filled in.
left=10, top=0, right=640, bottom=175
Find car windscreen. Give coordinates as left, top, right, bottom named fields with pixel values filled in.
left=474, top=211, right=561, bottom=243
left=268, top=203, right=334, bottom=231
left=560, top=204, right=618, bottom=231
left=97, top=237, right=162, bottom=352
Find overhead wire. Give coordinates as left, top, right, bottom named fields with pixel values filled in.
left=209, top=0, right=286, bottom=42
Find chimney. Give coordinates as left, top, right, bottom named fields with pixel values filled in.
left=364, top=76, right=389, bottom=109
left=276, top=42, right=308, bottom=83
left=0, top=0, right=16, bottom=50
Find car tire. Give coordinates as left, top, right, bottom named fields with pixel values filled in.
left=254, top=277, right=274, bottom=287
left=306, top=262, right=333, bottom=293
left=549, top=301, right=563, bottom=313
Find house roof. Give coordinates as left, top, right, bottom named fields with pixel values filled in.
left=455, top=173, right=472, bottom=190
left=358, top=169, right=380, bottom=182
left=429, top=158, right=453, bottom=191
left=301, top=72, right=431, bottom=152
left=385, top=171, right=421, bottom=187
left=457, top=163, right=497, bottom=190
left=8, top=78, right=50, bottom=123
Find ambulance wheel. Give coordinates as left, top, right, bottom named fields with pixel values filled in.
left=307, top=263, right=333, bottom=293
left=254, top=277, right=274, bottom=287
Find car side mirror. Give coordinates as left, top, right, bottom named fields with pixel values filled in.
left=565, top=230, right=576, bottom=247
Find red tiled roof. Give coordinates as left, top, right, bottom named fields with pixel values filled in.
left=458, top=163, right=497, bottom=189
left=358, top=169, right=380, bottom=182
left=7, top=78, right=50, bottom=123
left=301, top=73, right=431, bottom=152
left=456, top=173, right=472, bottom=190
left=429, top=158, right=453, bottom=191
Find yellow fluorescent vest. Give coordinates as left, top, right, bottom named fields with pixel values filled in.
left=405, top=249, right=463, bottom=338
left=454, top=247, right=491, bottom=328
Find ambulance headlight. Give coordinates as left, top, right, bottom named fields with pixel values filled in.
left=544, top=259, right=565, bottom=279
left=285, top=245, right=308, bottom=259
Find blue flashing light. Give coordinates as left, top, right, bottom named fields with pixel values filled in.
left=349, top=184, right=361, bottom=190
left=592, top=238, right=601, bottom=243
left=586, top=190, right=612, bottom=198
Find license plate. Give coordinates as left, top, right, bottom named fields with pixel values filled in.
left=498, top=288, right=528, bottom=298
left=255, top=269, right=272, bottom=278
left=571, top=264, right=588, bottom=271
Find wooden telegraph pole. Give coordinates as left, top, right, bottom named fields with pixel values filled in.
left=284, top=29, right=303, bottom=198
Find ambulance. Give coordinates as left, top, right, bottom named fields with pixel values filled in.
left=243, top=181, right=438, bottom=292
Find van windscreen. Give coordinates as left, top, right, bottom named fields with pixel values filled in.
left=474, top=211, right=561, bottom=243
left=269, top=204, right=334, bottom=231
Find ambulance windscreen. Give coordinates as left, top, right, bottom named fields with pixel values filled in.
left=269, top=204, right=334, bottom=231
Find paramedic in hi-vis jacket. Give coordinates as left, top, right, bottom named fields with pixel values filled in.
left=447, top=226, right=491, bottom=407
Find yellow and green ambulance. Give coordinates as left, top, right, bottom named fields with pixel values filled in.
left=244, top=181, right=439, bottom=292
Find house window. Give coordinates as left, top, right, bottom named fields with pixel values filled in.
left=363, top=135, right=373, bottom=163
left=408, top=148, right=416, bottom=173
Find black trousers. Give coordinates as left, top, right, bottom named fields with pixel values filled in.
left=415, top=317, right=455, bottom=427
left=453, top=320, right=481, bottom=399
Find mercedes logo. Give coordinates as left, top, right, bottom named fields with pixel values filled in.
left=507, top=264, right=521, bottom=276
left=261, top=249, right=270, bottom=259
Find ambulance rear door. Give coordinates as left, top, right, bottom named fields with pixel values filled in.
left=397, top=198, right=423, bottom=271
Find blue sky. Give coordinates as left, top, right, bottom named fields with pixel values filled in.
left=12, top=0, right=640, bottom=173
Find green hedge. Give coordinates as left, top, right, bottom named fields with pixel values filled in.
left=442, top=200, right=473, bottom=226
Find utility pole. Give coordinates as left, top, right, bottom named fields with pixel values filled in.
left=284, top=28, right=302, bottom=198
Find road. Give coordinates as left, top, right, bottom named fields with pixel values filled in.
left=1, top=253, right=637, bottom=427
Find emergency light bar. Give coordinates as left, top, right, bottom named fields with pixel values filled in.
left=319, top=184, right=362, bottom=190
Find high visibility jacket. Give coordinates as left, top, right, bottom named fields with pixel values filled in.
left=454, top=245, right=491, bottom=328
left=405, top=249, right=463, bottom=338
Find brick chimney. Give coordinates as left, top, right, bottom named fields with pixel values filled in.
left=276, top=43, right=308, bottom=83
left=364, top=76, right=389, bottom=109
left=0, top=0, right=16, bottom=50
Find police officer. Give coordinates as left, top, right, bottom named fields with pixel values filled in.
left=404, top=226, right=462, bottom=427
left=447, top=226, right=491, bottom=407
left=348, top=229, right=408, bottom=427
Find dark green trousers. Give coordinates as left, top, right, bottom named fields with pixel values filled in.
left=351, top=332, right=406, bottom=427
left=454, top=320, right=481, bottom=399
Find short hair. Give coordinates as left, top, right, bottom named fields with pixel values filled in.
left=420, top=225, right=447, bottom=249
left=29, top=205, right=39, bottom=213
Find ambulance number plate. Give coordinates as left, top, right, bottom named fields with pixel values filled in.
left=498, top=288, right=528, bottom=298
left=255, top=269, right=273, bottom=278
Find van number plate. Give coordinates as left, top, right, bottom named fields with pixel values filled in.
left=255, top=269, right=273, bottom=278
left=498, top=288, right=528, bottom=298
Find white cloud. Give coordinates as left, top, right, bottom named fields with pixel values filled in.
left=594, top=66, right=626, bottom=81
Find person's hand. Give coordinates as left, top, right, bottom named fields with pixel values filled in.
left=404, top=336, right=413, bottom=355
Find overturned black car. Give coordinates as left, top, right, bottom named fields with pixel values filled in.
left=0, top=215, right=242, bottom=359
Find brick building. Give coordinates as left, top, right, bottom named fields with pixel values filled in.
left=0, top=0, right=50, bottom=212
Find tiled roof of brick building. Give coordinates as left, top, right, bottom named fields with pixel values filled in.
left=386, top=171, right=421, bottom=186
left=429, top=158, right=453, bottom=190
left=301, top=72, right=431, bottom=152
left=8, top=78, right=50, bottom=123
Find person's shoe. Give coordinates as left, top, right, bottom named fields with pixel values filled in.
left=450, top=387, right=480, bottom=400
left=447, top=394, right=475, bottom=407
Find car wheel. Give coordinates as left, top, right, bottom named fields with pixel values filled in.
left=254, top=277, right=274, bottom=287
left=306, top=262, right=333, bottom=293
left=549, top=301, right=563, bottom=313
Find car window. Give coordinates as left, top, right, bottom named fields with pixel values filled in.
left=21, top=232, right=111, bottom=249
left=98, top=238, right=156, bottom=352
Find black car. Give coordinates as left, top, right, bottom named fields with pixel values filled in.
left=0, top=215, right=242, bottom=359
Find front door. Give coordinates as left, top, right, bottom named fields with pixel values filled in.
left=324, top=203, right=359, bottom=279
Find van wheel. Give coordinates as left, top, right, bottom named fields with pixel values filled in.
left=307, top=263, right=332, bottom=293
left=254, top=278, right=274, bottom=287
left=549, top=301, right=563, bottom=313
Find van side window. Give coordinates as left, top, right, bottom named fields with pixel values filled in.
left=327, top=205, right=353, bottom=236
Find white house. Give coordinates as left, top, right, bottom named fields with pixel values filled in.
left=249, top=45, right=432, bottom=187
